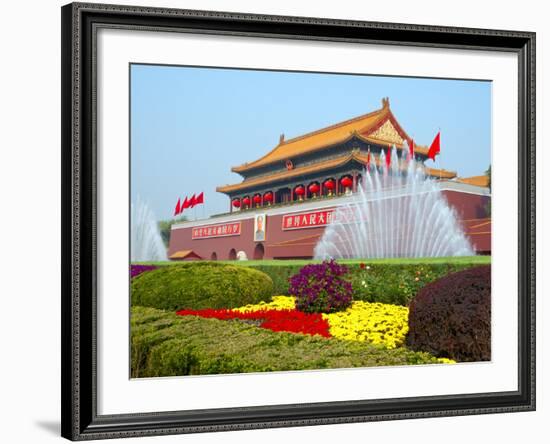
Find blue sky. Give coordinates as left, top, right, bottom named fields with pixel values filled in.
left=130, top=64, right=491, bottom=221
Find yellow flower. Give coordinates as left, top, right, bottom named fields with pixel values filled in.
left=436, top=357, right=456, bottom=364
left=232, top=295, right=295, bottom=313
left=233, top=297, right=417, bottom=352
left=322, top=301, right=410, bottom=350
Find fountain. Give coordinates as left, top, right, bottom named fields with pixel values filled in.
left=314, top=144, right=474, bottom=259
left=131, top=197, right=167, bottom=262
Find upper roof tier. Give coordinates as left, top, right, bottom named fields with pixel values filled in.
left=232, top=97, right=429, bottom=174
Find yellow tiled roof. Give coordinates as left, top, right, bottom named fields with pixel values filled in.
left=232, top=98, right=424, bottom=173
left=455, top=175, right=490, bottom=187
left=169, top=250, right=202, bottom=260
left=425, top=167, right=457, bottom=179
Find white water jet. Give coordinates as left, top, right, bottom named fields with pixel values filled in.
left=314, top=144, right=474, bottom=259
left=131, top=197, right=167, bottom=262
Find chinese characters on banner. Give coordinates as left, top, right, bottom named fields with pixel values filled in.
left=192, top=222, right=241, bottom=239
left=281, top=208, right=359, bottom=230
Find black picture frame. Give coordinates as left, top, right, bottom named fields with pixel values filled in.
left=61, top=2, right=536, bottom=440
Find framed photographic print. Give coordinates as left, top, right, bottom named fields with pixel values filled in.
left=61, top=2, right=536, bottom=440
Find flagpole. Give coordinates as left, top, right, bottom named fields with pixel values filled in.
left=437, top=126, right=443, bottom=182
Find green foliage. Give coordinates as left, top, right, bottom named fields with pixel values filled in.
left=158, top=216, right=188, bottom=248
left=247, top=260, right=488, bottom=306
left=406, top=265, right=491, bottom=362
left=131, top=306, right=443, bottom=377
left=485, top=164, right=492, bottom=216
left=131, top=262, right=273, bottom=311
left=134, top=256, right=491, bottom=267
left=129, top=258, right=490, bottom=307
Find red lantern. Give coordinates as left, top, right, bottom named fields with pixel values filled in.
left=232, top=199, right=241, bottom=208
left=242, top=196, right=251, bottom=206
left=253, top=194, right=262, bottom=204
left=308, top=183, right=320, bottom=194
left=263, top=192, right=274, bottom=202
left=341, top=177, right=353, bottom=188
left=323, top=179, right=335, bottom=190
left=294, top=185, right=305, bottom=196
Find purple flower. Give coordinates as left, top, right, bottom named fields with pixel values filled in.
left=288, top=260, right=353, bottom=314
left=130, top=264, right=158, bottom=279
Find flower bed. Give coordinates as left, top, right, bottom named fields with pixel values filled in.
left=177, top=306, right=331, bottom=337
left=132, top=306, right=448, bottom=377
left=176, top=295, right=431, bottom=352
left=322, top=301, right=408, bottom=349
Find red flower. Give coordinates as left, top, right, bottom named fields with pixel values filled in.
left=176, top=308, right=331, bottom=337
left=360, top=263, right=366, bottom=269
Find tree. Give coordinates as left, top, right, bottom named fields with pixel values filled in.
left=484, top=165, right=491, bottom=217
left=158, top=216, right=188, bottom=248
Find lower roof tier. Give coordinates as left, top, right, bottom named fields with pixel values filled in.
left=217, top=151, right=456, bottom=195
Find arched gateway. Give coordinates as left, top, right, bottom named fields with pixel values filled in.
left=253, top=243, right=264, bottom=260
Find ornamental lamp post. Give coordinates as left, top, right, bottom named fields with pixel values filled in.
left=253, top=194, right=262, bottom=207
left=263, top=191, right=274, bottom=206
left=294, top=185, right=305, bottom=201
left=341, top=176, right=353, bottom=194
left=323, top=179, right=335, bottom=196
left=308, top=182, right=320, bottom=198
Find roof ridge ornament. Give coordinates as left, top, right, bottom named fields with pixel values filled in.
left=279, top=133, right=285, bottom=144
left=382, top=97, right=390, bottom=108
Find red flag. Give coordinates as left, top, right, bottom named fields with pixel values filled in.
left=182, top=196, right=190, bottom=209
left=174, top=198, right=181, bottom=216
left=409, top=138, right=415, bottom=159
left=386, top=145, right=391, bottom=169
left=427, top=131, right=441, bottom=161
left=188, top=194, right=197, bottom=208
left=195, top=192, right=204, bottom=205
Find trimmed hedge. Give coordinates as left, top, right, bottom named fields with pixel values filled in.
left=406, top=265, right=491, bottom=362
left=246, top=261, right=487, bottom=306
left=131, top=262, right=273, bottom=311
left=131, top=305, right=444, bottom=377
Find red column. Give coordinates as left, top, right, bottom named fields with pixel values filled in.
left=230, top=199, right=233, bottom=213
left=352, top=171, right=358, bottom=193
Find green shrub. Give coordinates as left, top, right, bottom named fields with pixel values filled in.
left=406, top=265, right=491, bottom=362
left=131, top=262, right=273, bottom=311
left=131, top=306, right=444, bottom=377
left=247, top=263, right=302, bottom=295
left=247, top=261, right=487, bottom=306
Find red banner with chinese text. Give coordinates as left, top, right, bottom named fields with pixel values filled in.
left=282, top=208, right=361, bottom=230
left=282, top=209, right=336, bottom=230
left=192, top=222, right=241, bottom=239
